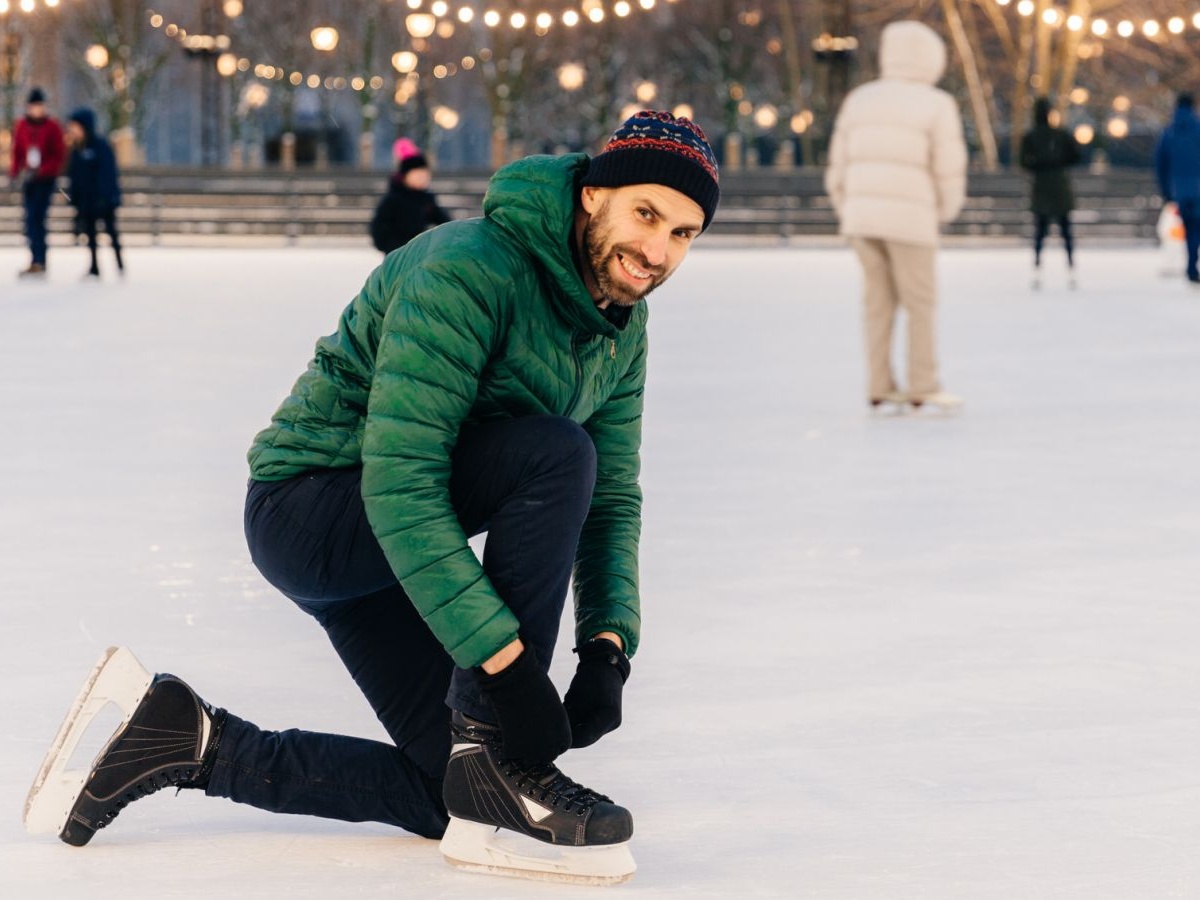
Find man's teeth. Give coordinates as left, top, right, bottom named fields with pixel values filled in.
left=618, top=255, right=651, bottom=279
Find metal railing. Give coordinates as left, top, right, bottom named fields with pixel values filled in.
left=0, top=166, right=1162, bottom=246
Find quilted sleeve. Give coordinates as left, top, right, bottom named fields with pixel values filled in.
left=573, top=333, right=647, bottom=657
left=932, top=92, right=968, bottom=223
left=360, top=261, right=521, bottom=669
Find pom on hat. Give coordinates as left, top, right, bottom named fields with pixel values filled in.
left=581, top=110, right=720, bottom=230
left=393, top=137, right=422, bottom=162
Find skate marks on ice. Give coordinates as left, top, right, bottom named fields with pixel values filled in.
left=24, top=647, right=153, bottom=839
left=440, top=816, right=636, bottom=886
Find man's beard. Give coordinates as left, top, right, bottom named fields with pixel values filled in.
left=582, top=209, right=670, bottom=307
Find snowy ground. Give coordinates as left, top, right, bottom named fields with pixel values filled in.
left=1, top=241, right=1198, bottom=899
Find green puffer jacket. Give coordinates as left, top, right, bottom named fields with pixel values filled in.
left=248, top=154, right=646, bottom=669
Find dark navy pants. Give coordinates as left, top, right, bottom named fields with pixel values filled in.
left=22, top=178, right=54, bottom=266
left=1033, top=213, right=1074, bottom=267
left=1178, top=199, right=1200, bottom=281
left=82, top=209, right=123, bottom=274
left=206, top=416, right=597, bottom=838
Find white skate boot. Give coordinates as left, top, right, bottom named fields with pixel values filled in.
left=868, top=391, right=909, bottom=415
left=440, top=711, right=636, bottom=885
left=908, top=391, right=964, bottom=415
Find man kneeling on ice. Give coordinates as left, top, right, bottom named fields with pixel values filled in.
left=25, top=110, right=720, bottom=885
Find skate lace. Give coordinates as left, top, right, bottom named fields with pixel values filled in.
left=93, top=707, right=228, bottom=831
left=95, top=767, right=197, bottom=830
left=502, top=760, right=611, bottom=815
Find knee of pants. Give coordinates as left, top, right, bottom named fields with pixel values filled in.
left=523, top=416, right=597, bottom=486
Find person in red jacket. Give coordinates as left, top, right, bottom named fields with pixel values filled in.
left=10, top=87, right=66, bottom=278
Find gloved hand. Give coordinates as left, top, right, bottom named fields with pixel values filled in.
left=563, top=637, right=631, bottom=748
left=475, top=643, right=571, bottom=764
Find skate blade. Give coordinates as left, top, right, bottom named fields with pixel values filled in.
left=24, top=646, right=153, bottom=836
left=869, top=400, right=908, bottom=418
left=909, top=401, right=963, bottom=418
left=440, top=817, right=635, bottom=886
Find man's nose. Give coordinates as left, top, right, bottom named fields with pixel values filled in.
left=639, top=229, right=669, bottom=267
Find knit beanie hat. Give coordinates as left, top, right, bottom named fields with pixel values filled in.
left=582, top=110, right=720, bottom=231
left=27, top=87, right=46, bottom=105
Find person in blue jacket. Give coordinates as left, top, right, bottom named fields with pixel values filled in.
left=65, top=108, right=124, bottom=279
left=1155, top=92, right=1200, bottom=283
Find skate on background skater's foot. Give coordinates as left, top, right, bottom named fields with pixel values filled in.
left=24, top=646, right=226, bottom=846
left=440, top=711, right=636, bottom=885
left=868, top=390, right=909, bottom=415
left=908, top=390, right=964, bottom=414
left=870, top=389, right=963, bottom=416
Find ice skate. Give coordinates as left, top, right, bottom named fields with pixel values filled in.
left=440, top=711, right=635, bottom=885
left=24, top=646, right=226, bottom=846
left=17, top=263, right=46, bottom=279
left=908, top=391, right=963, bottom=415
left=868, top=391, right=908, bottom=415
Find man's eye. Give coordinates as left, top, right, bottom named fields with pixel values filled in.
left=636, top=208, right=653, bottom=220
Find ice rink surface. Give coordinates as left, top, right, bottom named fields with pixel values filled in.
left=1, top=241, right=1197, bottom=899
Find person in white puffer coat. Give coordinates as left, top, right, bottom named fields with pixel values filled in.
left=825, top=20, right=967, bottom=411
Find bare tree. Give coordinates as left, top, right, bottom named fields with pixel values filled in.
left=61, top=0, right=173, bottom=158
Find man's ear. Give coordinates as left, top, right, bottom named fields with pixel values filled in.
left=580, top=185, right=603, bottom=214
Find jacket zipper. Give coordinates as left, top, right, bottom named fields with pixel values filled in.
left=567, top=332, right=585, bottom=415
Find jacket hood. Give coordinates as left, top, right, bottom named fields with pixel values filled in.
left=68, top=107, right=97, bottom=137
left=1033, top=97, right=1052, bottom=127
left=879, top=21, right=946, bottom=85
left=483, top=153, right=624, bottom=336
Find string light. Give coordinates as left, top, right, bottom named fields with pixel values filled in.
left=139, top=0, right=677, bottom=103
left=996, top=2, right=1200, bottom=44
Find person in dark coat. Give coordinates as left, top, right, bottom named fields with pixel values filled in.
left=1020, top=97, right=1082, bottom=288
left=65, top=108, right=124, bottom=278
left=10, top=87, right=66, bottom=279
left=370, top=139, right=450, bottom=254
left=1155, top=92, right=1200, bottom=283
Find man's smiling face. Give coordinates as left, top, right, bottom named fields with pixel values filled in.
left=577, top=183, right=704, bottom=308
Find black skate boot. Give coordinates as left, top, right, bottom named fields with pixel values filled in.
left=58, top=673, right=226, bottom=846
left=439, top=711, right=635, bottom=884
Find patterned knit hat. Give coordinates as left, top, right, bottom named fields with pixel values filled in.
left=582, top=110, right=720, bottom=230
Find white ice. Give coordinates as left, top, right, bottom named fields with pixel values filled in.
left=1, top=241, right=1198, bottom=899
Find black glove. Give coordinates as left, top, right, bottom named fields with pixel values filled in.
left=474, top=643, right=571, bottom=764
left=563, top=637, right=631, bottom=749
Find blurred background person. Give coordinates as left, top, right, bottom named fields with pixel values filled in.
left=370, top=138, right=450, bottom=255
left=1020, top=97, right=1081, bottom=290
left=10, top=87, right=66, bottom=280
left=825, top=21, right=967, bottom=413
left=1155, top=92, right=1200, bottom=285
left=65, top=108, right=124, bottom=280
